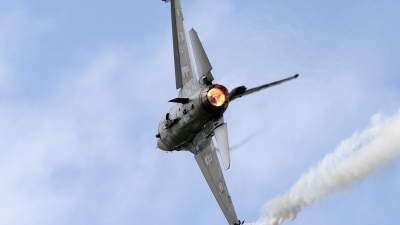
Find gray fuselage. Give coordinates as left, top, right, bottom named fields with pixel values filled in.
left=157, top=84, right=229, bottom=151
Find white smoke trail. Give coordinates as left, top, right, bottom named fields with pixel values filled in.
left=246, top=110, right=400, bottom=225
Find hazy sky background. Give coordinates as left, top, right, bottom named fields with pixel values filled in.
left=0, top=0, right=399, bottom=225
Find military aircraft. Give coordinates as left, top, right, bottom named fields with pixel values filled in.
left=156, top=0, right=298, bottom=224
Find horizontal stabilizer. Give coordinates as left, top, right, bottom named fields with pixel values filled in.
left=229, top=74, right=299, bottom=101
left=189, top=29, right=214, bottom=82
left=168, top=98, right=190, bottom=103
left=214, top=123, right=230, bottom=170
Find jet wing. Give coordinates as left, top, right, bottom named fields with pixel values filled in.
left=193, top=136, right=239, bottom=225
left=229, top=74, right=299, bottom=101
left=165, top=0, right=199, bottom=98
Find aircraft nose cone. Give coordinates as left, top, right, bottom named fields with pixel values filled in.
left=157, top=139, right=168, bottom=151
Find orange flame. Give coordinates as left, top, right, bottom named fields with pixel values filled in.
left=207, top=87, right=226, bottom=106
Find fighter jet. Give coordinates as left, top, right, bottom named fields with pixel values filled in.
left=156, top=1, right=298, bottom=224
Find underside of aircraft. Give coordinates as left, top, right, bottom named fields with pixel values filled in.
left=156, top=0, right=298, bottom=224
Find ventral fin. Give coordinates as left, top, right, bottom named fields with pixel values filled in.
left=189, top=29, right=214, bottom=83
left=215, top=122, right=230, bottom=170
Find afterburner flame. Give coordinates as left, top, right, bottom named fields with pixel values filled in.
left=207, top=87, right=227, bottom=106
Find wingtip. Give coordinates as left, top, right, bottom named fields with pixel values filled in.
left=234, top=220, right=245, bottom=225
left=189, top=28, right=198, bottom=36
left=294, top=74, right=299, bottom=78
left=224, top=163, right=230, bottom=170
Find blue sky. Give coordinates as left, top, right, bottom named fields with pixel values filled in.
left=0, top=0, right=399, bottom=225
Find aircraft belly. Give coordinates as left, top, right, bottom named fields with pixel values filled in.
left=172, top=110, right=213, bottom=148
left=159, top=104, right=214, bottom=151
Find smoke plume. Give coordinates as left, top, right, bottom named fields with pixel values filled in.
left=247, top=110, right=400, bottom=225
